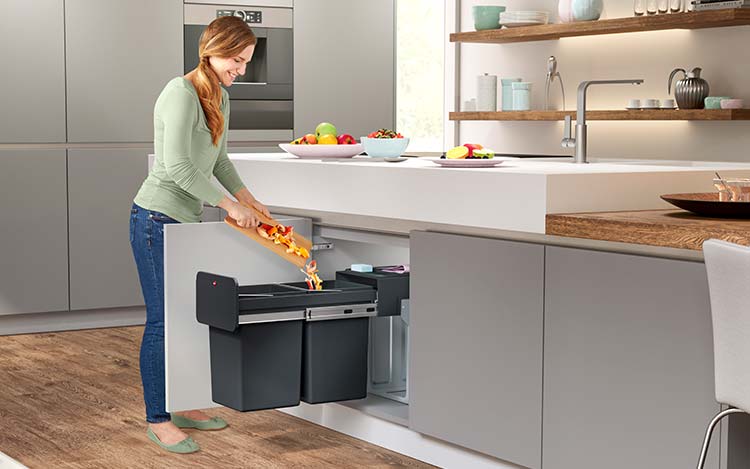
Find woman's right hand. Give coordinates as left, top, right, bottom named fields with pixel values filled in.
left=226, top=202, right=259, bottom=229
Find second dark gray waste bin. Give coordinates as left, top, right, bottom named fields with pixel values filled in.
left=302, top=308, right=373, bottom=404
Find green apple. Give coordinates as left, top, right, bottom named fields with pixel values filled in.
left=315, top=122, right=337, bottom=139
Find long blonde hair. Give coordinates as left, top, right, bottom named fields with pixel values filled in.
left=191, top=16, right=256, bottom=145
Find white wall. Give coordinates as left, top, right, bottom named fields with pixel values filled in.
left=452, top=0, right=750, bottom=162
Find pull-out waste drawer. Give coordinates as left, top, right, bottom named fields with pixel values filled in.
left=196, top=271, right=380, bottom=411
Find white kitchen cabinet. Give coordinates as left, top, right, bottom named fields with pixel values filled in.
left=0, top=150, right=69, bottom=314
left=65, top=0, right=183, bottom=143
left=0, top=0, right=66, bottom=143
left=293, top=0, right=395, bottom=139
left=67, top=148, right=149, bottom=310
left=409, top=231, right=544, bottom=469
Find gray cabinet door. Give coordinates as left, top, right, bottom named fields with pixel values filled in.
left=0, top=0, right=66, bottom=143
left=293, top=0, right=394, bottom=139
left=68, top=148, right=149, bottom=310
left=543, top=246, right=720, bottom=469
left=65, top=0, right=183, bottom=143
left=409, top=231, right=544, bottom=469
left=0, top=150, right=68, bottom=314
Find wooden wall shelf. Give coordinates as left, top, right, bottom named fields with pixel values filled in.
left=450, top=9, right=750, bottom=44
left=449, top=109, right=750, bottom=121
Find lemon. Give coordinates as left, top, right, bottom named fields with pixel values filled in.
left=318, top=134, right=338, bottom=145
left=446, top=146, right=469, bottom=159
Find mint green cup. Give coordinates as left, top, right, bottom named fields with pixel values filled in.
left=473, top=6, right=506, bottom=31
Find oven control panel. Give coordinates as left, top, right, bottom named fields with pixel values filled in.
left=216, top=9, right=262, bottom=24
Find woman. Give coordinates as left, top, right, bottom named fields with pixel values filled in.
left=130, top=16, right=268, bottom=453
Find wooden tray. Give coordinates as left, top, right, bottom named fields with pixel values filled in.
left=661, top=192, right=750, bottom=219
left=224, top=211, right=312, bottom=268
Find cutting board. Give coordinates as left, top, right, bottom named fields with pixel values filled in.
left=224, top=211, right=312, bottom=269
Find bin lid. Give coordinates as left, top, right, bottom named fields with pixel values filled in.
left=238, top=280, right=376, bottom=314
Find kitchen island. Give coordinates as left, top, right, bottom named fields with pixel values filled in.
left=164, top=154, right=750, bottom=469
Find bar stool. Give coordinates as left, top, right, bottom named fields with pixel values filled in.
left=697, top=239, right=750, bottom=469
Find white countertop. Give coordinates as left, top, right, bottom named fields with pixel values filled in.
left=229, top=153, right=750, bottom=234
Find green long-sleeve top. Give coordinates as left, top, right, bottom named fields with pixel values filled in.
left=134, top=77, right=245, bottom=223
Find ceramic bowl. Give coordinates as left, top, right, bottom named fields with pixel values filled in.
left=720, top=99, right=745, bottom=110
left=705, top=96, right=731, bottom=110
left=360, top=137, right=410, bottom=158
left=473, top=5, right=506, bottom=30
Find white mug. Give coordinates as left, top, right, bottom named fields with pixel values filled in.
left=628, top=99, right=641, bottom=109
left=642, top=98, right=659, bottom=108
left=662, top=98, right=676, bottom=109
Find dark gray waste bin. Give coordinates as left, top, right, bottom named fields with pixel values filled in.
left=196, top=272, right=306, bottom=412
left=302, top=304, right=375, bottom=404
left=208, top=315, right=304, bottom=412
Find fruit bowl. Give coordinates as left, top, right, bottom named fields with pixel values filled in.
left=278, top=143, right=364, bottom=159
left=360, top=137, right=410, bottom=158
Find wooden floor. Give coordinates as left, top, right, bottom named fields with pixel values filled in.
left=0, top=327, right=434, bottom=469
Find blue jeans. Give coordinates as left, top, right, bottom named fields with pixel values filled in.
left=129, top=203, right=180, bottom=423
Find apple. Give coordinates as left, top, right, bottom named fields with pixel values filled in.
left=315, top=122, right=337, bottom=139
left=463, top=143, right=483, bottom=157
left=302, top=134, right=317, bottom=144
left=337, top=134, right=356, bottom=144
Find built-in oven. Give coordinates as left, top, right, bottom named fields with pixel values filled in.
left=184, top=3, right=293, bottom=142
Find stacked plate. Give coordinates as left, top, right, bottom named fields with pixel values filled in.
left=499, top=11, right=549, bottom=28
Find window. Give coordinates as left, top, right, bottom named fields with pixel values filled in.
left=396, top=0, right=445, bottom=152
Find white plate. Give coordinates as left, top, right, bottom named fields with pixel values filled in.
left=501, top=14, right=549, bottom=19
left=278, top=143, right=364, bottom=159
left=500, top=13, right=549, bottom=20
left=429, top=157, right=517, bottom=168
left=501, top=21, right=548, bottom=27
left=501, top=10, right=549, bottom=16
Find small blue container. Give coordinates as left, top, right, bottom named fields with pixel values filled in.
left=501, top=78, right=522, bottom=111
left=512, top=82, right=533, bottom=111
left=360, top=137, right=410, bottom=158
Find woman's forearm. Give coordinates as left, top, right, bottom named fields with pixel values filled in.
left=217, top=196, right=239, bottom=212
left=233, top=187, right=256, bottom=206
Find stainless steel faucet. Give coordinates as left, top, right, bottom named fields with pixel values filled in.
left=562, top=79, right=644, bottom=164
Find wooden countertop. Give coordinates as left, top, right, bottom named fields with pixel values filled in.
left=546, top=210, right=750, bottom=251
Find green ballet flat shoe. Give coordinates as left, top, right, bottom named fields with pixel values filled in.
left=171, top=414, right=228, bottom=431
left=147, top=427, right=200, bottom=454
